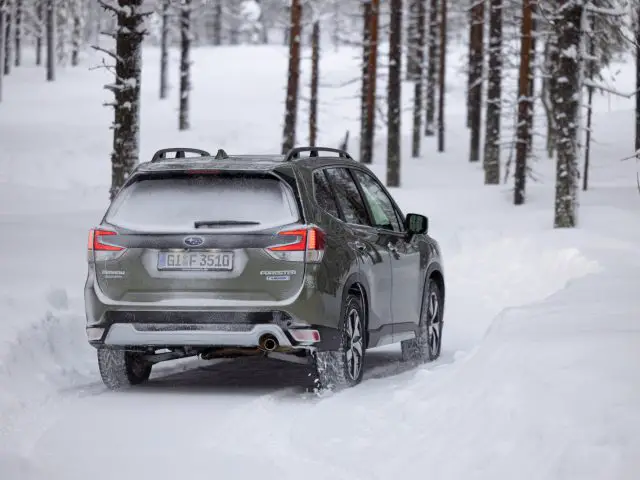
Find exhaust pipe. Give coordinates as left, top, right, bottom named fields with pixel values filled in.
left=258, top=334, right=279, bottom=352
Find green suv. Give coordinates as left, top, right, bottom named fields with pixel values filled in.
left=84, top=146, right=445, bottom=391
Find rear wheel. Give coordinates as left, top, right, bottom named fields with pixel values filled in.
left=97, top=348, right=152, bottom=390
left=314, top=294, right=366, bottom=391
left=401, top=278, right=443, bottom=363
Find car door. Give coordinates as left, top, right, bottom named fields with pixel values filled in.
left=322, top=167, right=394, bottom=345
left=350, top=168, right=421, bottom=342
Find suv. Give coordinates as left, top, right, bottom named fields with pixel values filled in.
left=85, top=146, right=445, bottom=391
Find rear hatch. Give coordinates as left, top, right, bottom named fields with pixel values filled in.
left=89, top=170, right=310, bottom=304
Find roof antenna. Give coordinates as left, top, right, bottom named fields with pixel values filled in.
left=215, top=149, right=228, bottom=159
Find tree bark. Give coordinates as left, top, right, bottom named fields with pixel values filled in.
left=553, top=3, right=582, bottom=227
left=179, top=0, right=191, bottom=131
left=425, top=0, right=438, bottom=136
left=71, top=0, right=82, bottom=67
left=411, top=0, right=426, bottom=157
left=437, top=0, right=447, bottom=152
left=406, top=0, right=419, bottom=81
left=636, top=5, right=640, bottom=153
left=468, top=0, right=484, bottom=162
left=359, top=0, right=372, bottom=163
left=13, top=0, right=19, bottom=67
left=309, top=20, right=319, bottom=147
left=213, top=0, right=221, bottom=46
left=46, top=0, right=54, bottom=81
left=483, top=0, right=502, bottom=184
left=3, top=8, right=9, bottom=75
left=281, top=0, right=301, bottom=153
left=583, top=20, right=595, bottom=192
left=526, top=4, right=537, bottom=155
left=513, top=0, right=533, bottom=205
left=386, top=0, right=402, bottom=187
left=159, top=0, right=169, bottom=99
left=364, top=0, right=379, bottom=163
left=0, top=2, right=4, bottom=101
left=107, top=0, right=145, bottom=200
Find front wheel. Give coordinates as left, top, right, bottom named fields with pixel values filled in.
left=314, top=294, right=366, bottom=391
left=401, top=278, right=443, bottom=363
left=97, top=348, right=152, bottom=390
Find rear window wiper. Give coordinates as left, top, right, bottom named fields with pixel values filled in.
left=194, top=220, right=261, bottom=228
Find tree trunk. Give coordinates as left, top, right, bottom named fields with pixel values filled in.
left=213, top=0, right=221, bottom=46
left=107, top=0, right=145, bottom=200
left=4, top=8, right=10, bottom=75
left=46, top=0, right=54, bottom=81
left=583, top=19, right=595, bottom=192
left=359, top=0, right=372, bottom=163
left=468, top=0, right=484, bottom=162
left=544, top=34, right=559, bottom=159
left=553, top=3, right=582, bottom=227
left=526, top=5, right=537, bottom=155
left=309, top=20, right=319, bottom=147
left=411, top=0, right=425, bottom=158
left=179, top=0, right=191, bottom=131
left=0, top=2, right=4, bottom=101
left=386, top=0, right=402, bottom=187
left=364, top=0, right=379, bottom=163
left=437, top=0, right=447, bottom=152
left=281, top=0, right=301, bottom=153
left=406, top=0, right=419, bottom=81
left=425, top=0, right=438, bottom=136
left=36, top=0, right=43, bottom=65
left=159, top=0, right=169, bottom=99
left=71, top=0, right=82, bottom=66
left=332, top=0, right=339, bottom=51
left=483, top=0, right=502, bottom=184
left=513, top=0, right=532, bottom=205
left=13, top=0, right=19, bottom=67
left=636, top=5, right=640, bottom=153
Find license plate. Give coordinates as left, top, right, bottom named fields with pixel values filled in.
left=157, top=251, right=234, bottom=271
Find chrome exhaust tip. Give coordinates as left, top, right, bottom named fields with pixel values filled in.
left=259, top=334, right=279, bottom=352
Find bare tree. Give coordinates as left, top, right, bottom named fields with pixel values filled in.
left=309, top=19, right=319, bottom=146
left=46, top=0, right=55, bottom=81
left=553, top=1, right=582, bottom=227
left=13, top=0, right=19, bottom=66
left=281, top=0, right=301, bottom=153
left=360, top=0, right=379, bottom=165
left=468, top=0, right=484, bottom=163
left=513, top=0, right=533, bottom=205
left=411, top=0, right=425, bottom=158
left=482, top=0, right=502, bottom=184
left=96, top=0, right=147, bottom=200
left=0, top=0, right=5, bottom=101
left=437, top=0, right=446, bottom=152
left=406, top=0, right=420, bottom=80
left=424, top=0, right=438, bottom=136
left=178, top=0, right=191, bottom=130
left=386, top=0, right=402, bottom=187
left=159, top=0, right=169, bottom=99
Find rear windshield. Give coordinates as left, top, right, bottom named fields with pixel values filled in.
left=105, top=174, right=299, bottom=231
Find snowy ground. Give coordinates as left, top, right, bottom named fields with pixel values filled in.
left=1, top=44, right=639, bottom=480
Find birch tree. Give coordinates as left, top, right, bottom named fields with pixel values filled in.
left=96, top=0, right=147, bottom=199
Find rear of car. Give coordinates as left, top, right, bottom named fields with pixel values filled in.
left=84, top=164, right=329, bottom=358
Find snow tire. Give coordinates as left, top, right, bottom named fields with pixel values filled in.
left=97, top=347, right=152, bottom=390
left=401, top=277, right=443, bottom=363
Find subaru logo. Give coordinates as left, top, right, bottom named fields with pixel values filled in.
left=183, top=236, right=204, bottom=247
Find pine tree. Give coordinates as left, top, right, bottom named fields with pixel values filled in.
left=159, top=0, right=169, bottom=99
left=0, top=0, right=5, bottom=102
left=178, top=0, right=191, bottom=130
left=13, top=0, right=19, bottom=67
left=468, top=0, right=484, bottom=163
left=36, top=0, right=43, bottom=66
left=4, top=2, right=10, bottom=75
left=437, top=0, right=446, bottom=152
left=411, top=0, right=426, bottom=158
left=636, top=5, right=640, bottom=152
left=360, top=0, right=379, bottom=164
left=97, top=0, right=147, bottom=200
left=359, top=0, right=372, bottom=163
left=281, top=0, right=301, bottom=153
left=309, top=19, right=319, bottom=146
left=386, top=0, right=402, bottom=187
left=424, top=0, right=438, bottom=136
left=482, top=0, right=502, bottom=184
left=70, top=0, right=83, bottom=66
left=46, top=0, right=55, bottom=81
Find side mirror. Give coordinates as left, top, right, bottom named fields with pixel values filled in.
left=405, top=213, right=428, bottom=235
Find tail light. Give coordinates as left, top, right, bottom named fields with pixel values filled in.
left=88, top=228, right=126, bottom=261
left=266, top=227, right=325, bottom=263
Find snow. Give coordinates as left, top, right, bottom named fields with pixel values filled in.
left=1, top=42, right=640, bottom=480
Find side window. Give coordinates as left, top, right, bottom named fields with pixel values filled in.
left=351, top=169, right=402, bottom=232
left=324, top=168, right=370, bottom=226
left=313, top=170, right=340, bottom=218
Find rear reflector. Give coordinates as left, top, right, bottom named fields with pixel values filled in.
left=289, top=329, right=321, bottom=343
left=266, top=227, right=325, bottom=263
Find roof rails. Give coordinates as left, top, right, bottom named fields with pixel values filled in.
left=284, top=146, right=353, bottom=162
left=151, top=148, right=211, bottom=162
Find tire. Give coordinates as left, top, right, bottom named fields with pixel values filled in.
left=97, top=348, right=152, bottom=390
left=401, top=277, right=443, bottom=363
left=314, top=294, right=366, bottom=391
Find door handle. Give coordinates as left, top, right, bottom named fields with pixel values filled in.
left=354, top=241, right=367, bottom=252
left=387, top=242, right=398, bottom=253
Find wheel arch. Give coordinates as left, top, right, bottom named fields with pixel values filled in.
left=341, top=273, right=370, bottom=346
